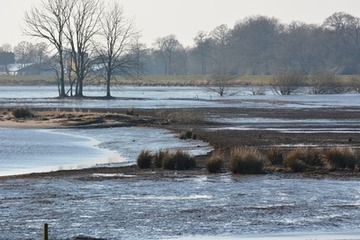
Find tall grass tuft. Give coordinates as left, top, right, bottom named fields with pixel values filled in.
left=324, top=147, right=358, bottom=170
left=171, top=150, right=196, bottom=170
left=137, top=149, right=153, bottom=169
left=126, top=107, right=135, bottom=116
left=179, top=129, right=197, bottom=139
left=230, top=147, right=265, bottom=174
left=12, top=107, right=34, bottom=119
left=267, top=146, right=284, bottom=165
left=156, top=149, right=196, bottom=170
left=206, top=151, right=224, bottom=173
left=154, top=149, right=172, bottom=168
left=284, top=148, right=323, bottom=172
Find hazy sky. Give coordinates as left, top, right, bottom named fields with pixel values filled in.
left=1, top=0, right=360, bottom=48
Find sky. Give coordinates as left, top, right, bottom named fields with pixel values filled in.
left=1, top=0, right=360, bottom=48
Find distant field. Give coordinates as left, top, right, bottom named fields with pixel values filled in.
left=0, top=74, right=356, bottom=86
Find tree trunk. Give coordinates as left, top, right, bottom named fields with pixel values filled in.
left=106, top=70, right=111, bottom=98
left=59, top=53, right=66, bottom=97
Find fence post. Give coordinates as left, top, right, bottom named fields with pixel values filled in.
left=43, top=223, right=48, bottom=240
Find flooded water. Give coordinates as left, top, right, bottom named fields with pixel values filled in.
left=0, top=174, right=359, bottom=239
left=1, top=85, right=360, bottom=109
left=0, top=127, right=211, bottom=176
left=1, top=86, right=360, bottom=239
left=0, top=127, right=119, bottom=176
left=210, top=117, right=360, bottom=134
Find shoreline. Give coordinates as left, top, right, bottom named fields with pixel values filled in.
left=1, top=106, right=360, bottom=180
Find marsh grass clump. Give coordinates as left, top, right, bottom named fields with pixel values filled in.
left=154, top=149, right=196, bottom=170
left=267, top=146, right=284, bottom=165
left=284, top=148, right=323, bottom=172
left=170, top=150, right=196, bottom=170
left=12, top=107, right=34, bottom=119
left=179, top=128, right=197, bottom=140
left=126, top=107, right=135, bottom=116
left=230, top=147, right=265, bottom=174
left=154, top=149, right=172, bottom=168
left=157, top=109, right=204, bottom=124
left=137, top=149, right=153, bottom=169
left=206, top=151, right=224, bottom=173
left=324, top=147, right=358, bottom=170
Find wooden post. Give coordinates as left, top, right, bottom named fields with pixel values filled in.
left=43, top=223, right=48, bottom=240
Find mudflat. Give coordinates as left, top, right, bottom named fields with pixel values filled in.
left=1, top=105, right=360, bottom=179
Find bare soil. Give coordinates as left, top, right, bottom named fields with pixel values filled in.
left=1, top=106, right=360, bottom=179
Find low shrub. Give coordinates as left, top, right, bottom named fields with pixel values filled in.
left=350, top=75, right=360, bottom=93
left=206, top=151, right=224, bottom=173
left=230, top=147, right=265, bottom=174
left=267, top=146, right=284, bottom=165
left=12, top=107, right=34, bottom=119
left=324, top=147, right=358, bottom=170
left=137, top=149, right=153, bottom=169
left=309, top=71, right=346, bottom=94
left=272, top=71, right=305, bottom=95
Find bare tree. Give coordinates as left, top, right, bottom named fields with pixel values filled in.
left=14, top=41, right=35, bottom=71
left=0, top=51, right=15, bottom=75
left=65, top=0, right=102, bottom=97
left=193, top=31, right=211, bottom=75
left=0, top=44, right=12, bottom=52
left=208, top=67, right=233, bottom=96
left=95, top=1, right=138, bottom=98
left=155, top=35, right=182, bottom=75
left=24, top=0, right=76, bottom=97
left=309, top=71, right=346, bottom=94
left=272, top=71, right=306, bottom=95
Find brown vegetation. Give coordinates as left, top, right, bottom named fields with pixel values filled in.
left=2, top=106, right=360, bottom=179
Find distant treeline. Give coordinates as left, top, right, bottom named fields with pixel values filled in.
left=1, top=12, right=360, bottom=77
left=145, top=12, right=360, bottom=76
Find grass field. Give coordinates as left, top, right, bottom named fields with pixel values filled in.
left=0, top=74, right=357, bottom=86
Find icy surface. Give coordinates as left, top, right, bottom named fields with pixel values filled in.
left=0, top=127, right=211, bottom=176
left=1, top=86, right=360, bottom=239
left=0, top=174, right=359, bottom=239
left=1, top=85, right=360, bottom=109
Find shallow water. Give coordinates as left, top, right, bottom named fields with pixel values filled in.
left=0, top=128, right=118, bottom=176
left=0, top=174, right=359, bottom=239
left=2, top=85, right=360, bottom=109
left=0, top=127, right=211, bottom=176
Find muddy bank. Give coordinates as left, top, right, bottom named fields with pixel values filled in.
left=1, top=106, right=360, bottom=179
